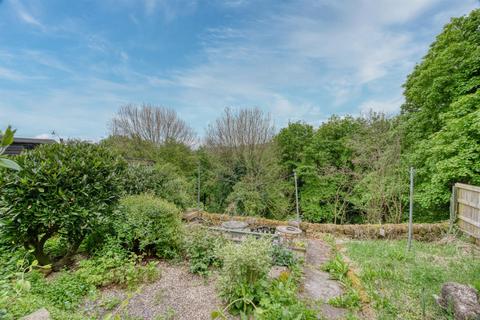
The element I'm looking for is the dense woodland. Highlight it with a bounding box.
[101,9,478,224]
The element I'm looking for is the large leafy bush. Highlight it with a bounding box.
[0,141,126,266]
[122,163,193,209]
[218,237,272,315]
[115,194,183,258]
[184,226,225,276]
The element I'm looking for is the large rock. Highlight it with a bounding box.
[21,308,50,320]
[436,282,480,320]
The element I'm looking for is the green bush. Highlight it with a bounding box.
[115,194,183,258]
[75,238,159,288]
[184,226,225,276]
[0,141,126,266]
[270,244,297,267]
[122,163,193,209]
[0,240,158,319]
[257,276,317,320]
[218,237,272,315]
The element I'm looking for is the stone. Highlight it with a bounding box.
[268,266,288,279]
[21,308,50,320]
[435,282,480,320]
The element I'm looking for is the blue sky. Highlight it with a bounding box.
[1,0,478,141]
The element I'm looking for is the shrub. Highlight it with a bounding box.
[218,237,272,315]
[0,141,126,267]
[122,163,193,209]
[115,194,183,258]
[270,244,297,267]
[184,226,225,276]
[75,238,159,288]
[257,275,317,320]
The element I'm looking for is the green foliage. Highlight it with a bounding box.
[321,253,349,282]
[270,244,297,267]
[298,115,360,223]
[101,135,197,176]
[328,287,361,310]
[122,163,193,209]
[0,126,21,171]
[346,239,480,319]
[75,238,159,288]
[0,239,158,319]
[30,271,95,311]
[0,141,126,266]
[415,92,480,213]
[184,226,225,276]
[218,237,272,315]
[274,122,314,173]
[401,9,480,217]
[115,194,183,259]
[256,275,317,320]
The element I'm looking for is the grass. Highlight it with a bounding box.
[344,237,480,320]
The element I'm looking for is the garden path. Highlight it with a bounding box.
[302,239,347,319]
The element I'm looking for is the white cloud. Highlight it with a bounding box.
[359,95,405,115]
[9,0,45,30]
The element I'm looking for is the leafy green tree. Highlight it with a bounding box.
[274,122,313,173]
[402,9,480,146]
[0,142,126,266]
[122,163,193,209]
[298,116,361,223]
[414,92,480,215]
[402,9,480,217]
[349,113,407,223]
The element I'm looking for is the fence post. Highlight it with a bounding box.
[197,162,201,210]
[449,184,457,233]
[294,170,300,222]
[407,167,415,251]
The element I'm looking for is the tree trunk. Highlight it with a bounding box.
[33,244,51,266]
[52,238,83,271]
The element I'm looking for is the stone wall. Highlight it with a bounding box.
[188,211,449,241]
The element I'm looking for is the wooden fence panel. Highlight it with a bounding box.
[454,183,480,240]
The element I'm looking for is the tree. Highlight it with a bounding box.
[0,141,126,267]
[402,9,480,217]
[274,122,313,173]
[205,107,275,167]
[298,116,361,223]
[402,9,480,146]
[110,104,196,145]
[349,112,407,223]
[414,92,480,215]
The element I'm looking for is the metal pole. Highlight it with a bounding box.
[407,167,414,251]
[294,170,300,222]
[197,162,201,210]
[449,184,457,233]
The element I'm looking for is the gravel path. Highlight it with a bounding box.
[89,261,225,320]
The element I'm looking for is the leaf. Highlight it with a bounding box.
[210,310,222,319]
[0,126,15,147]
[0,157,21,171]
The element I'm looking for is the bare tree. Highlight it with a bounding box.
[110,104,196,145]
[205,107,275,160]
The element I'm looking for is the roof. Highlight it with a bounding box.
[3,137,56,155]
[13,137,56,144]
